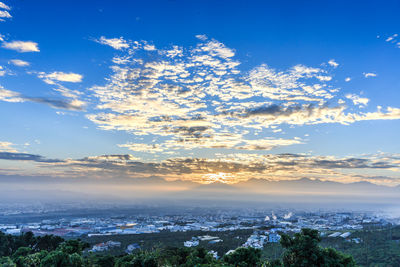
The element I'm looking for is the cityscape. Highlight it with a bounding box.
[1,205,398,255]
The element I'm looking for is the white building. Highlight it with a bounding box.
[90,243,109,252]
[184,240,199,247]
[90,240,121,252]
[340,232,351,238]
[328,232,341,238]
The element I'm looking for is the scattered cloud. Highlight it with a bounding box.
[382,34,400,48]
[345,94,369,107]
[83,36,400,157]
[0,2,11,10]
[143,44,156,51]
[8,59,30,67]
[2,41,40,52]
[119,136,303,153]
[95,36,129,50]
[37,71,83,84]
[385,34,398,42]
[328,59,339,68]
[235,138,303,150]
[195,34,208,41]
[0,10,11,20]
[363,72,377,78]
[0,2,11,21]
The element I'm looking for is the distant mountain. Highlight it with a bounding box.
[165,177,400,207]
[232,177,397,195]
[0,175,399,207]
[193,181,238,191]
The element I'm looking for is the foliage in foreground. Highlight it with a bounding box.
[0,228,357,266]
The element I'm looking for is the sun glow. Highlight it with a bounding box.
[202,172,234,184]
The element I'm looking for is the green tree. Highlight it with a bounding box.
[11,247,32,260]
[34,235,64,252]
[86,254,115,267]
[0,232,13,257]
[280,228,357,267]
[182,247,218,266]
[114,254,135,267]
[40,250,83,267]
[0,256,16,267]
[223,247,262,267]
[58,239,89,255]
[264,259,283,267]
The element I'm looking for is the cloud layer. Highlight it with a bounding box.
[0,150,398,185]
[85,36,400,157]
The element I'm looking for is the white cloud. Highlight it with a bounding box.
[0,2,10,10]
[363,72,377,78]
[0,65,6,76]
[328,59,339,68]
[386,34,398,42]
[143,44,156,51]
[9,59,30,67]
[164,45,183,58]
[0,10,11,19]
[199,39,235,58]
[2,41,40,52]
[345,77,351,82]
[37,71,83,84]
[0,141,17,152]
[383,34,400,48]
[85,36,400,157]
[345,94,369,107]
[316,75,332,81]
[118,143,164,153]
[195,34,208,41]
[95,36,129,50]
[0,87,24,102]
[0,2,11,21]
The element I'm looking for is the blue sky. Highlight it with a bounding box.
[1,0,400,185]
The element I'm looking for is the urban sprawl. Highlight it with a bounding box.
[1,207,397,258]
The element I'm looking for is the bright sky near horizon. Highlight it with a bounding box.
[1,0,400,185]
